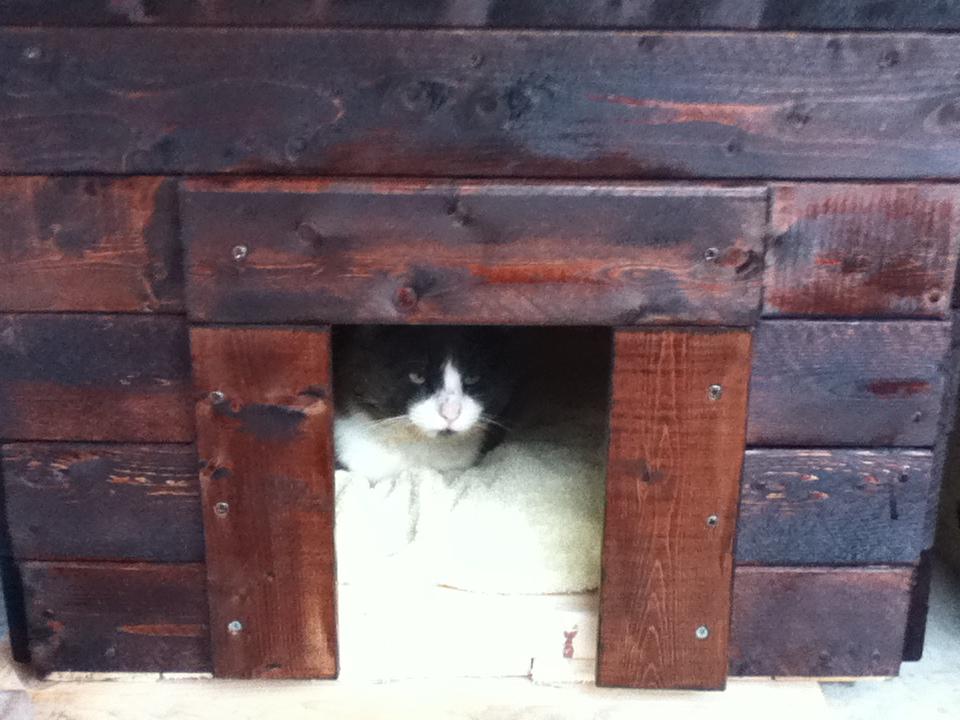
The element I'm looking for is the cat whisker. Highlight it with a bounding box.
[362,415,410,430]
[479,415,511,431]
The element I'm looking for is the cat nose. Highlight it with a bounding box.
[440,398,461,422]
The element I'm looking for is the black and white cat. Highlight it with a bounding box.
[333,326,514,480]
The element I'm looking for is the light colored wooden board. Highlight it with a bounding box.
[25,677,828,720]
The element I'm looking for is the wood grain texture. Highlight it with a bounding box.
[181,180,765,326]
[20,561,210,675]
[13,563,913,678]
[0,176,182,313]
[191,326,337,679]
[5,30,960,178]
[729,566,913,677]
[0,314,193,442]
[766,185,960,319]
[4,1,960,30]
[747,321,951,447]
[598,329,751,689]
[1,443,203,562]
[737,449,934,565]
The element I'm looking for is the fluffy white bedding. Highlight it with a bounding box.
[332,343,609,680]
[333,416,606,680]
[335,415,606,595]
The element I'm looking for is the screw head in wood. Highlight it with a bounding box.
[227,620,243,635]
[22,46,42,61]
[706,515,719,528]
[703,247,720,262]
[695,625,710,640]
[214,501,230,517]
[708,384,723,401]
[209,390,226,405]
[231,244,249,262]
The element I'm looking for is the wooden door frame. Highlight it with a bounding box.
[190,322,752,688]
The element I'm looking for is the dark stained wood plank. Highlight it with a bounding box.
[598,329,751,689]
[20,561,210,675]
[1,443,203,562]
[902,550,933,662]
[0,314,193,442]
[766,185,960,319]
[729,566,913,677]
[191,326,337,679]
[181,180,766,326]
[5,30,960,178]
[0,176,182,313]
[747,321,951,447]
[4,1,960,30]
[737,449,934,565]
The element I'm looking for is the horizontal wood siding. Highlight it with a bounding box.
[737,449,934,565]
[15,561,912,677]
[0,176,182,313]
[1,442,933,568]
[2,316,947,447]
[729,566,913,677]
[181,181,765,325]
[4,31,960,178]
[1,443,203,562]
[747,320,952,447]
[3,1,960,30]
[766,184,960,319]
[20,561,211,674]
[0,314,194,442]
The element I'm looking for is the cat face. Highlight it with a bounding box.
[334,326,513,437]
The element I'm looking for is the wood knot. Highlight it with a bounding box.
[400,80,449,113]
[394,286,419,312]
[446,199,472,227]
[296,222,323,246]
[878,49,901,69]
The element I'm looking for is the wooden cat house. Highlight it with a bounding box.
[1,2,959,691]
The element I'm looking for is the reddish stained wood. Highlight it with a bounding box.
[729,566,913,677]
[191,326,338,679]
[0,176,182,313]
[598,328,751,689]
[181,180,766,326]
[1,443,203,562]
[5,31,960,178]
[766,185,960,319]
[19,561,210,674]
[0,314,194,442]
[737,449,934,565]
[2,2,960,31]
[748,320,951,447]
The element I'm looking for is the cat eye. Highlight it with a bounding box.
[408,372,426,385]
[464,375,480,386]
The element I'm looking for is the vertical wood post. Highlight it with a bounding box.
[191,326,338,679]
[597,328,752,689]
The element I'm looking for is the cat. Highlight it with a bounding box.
[332,326,515,480]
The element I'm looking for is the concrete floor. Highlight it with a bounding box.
[821,560,960,719]
[0,562,957,719]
